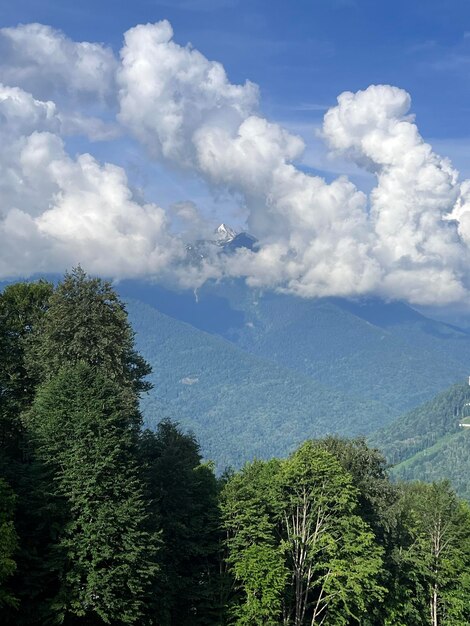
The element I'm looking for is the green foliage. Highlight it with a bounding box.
[0,280,53,458]
[139,420,221,625]
[0,478,18,610]
[128,299,391,469]
[388,482,470,626]
[28,363,158,625]
[371,381,470,499]
[221,459,286,626]
[222,444,384,626]
[30,267,151,394]
[207,283,470,414]
[2,273,470,626]
[280,442,384,625]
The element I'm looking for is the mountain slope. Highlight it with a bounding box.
[126,299,391,468]
[391,430,470,500]
[229,292,470,414]
[370,382,470,498]
[369,382,470,463]
[118,280,470,417]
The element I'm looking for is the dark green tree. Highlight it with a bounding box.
[28,363,158,625]
[0,478,18,611]
[28,267,151,394]
[0,281,56,625]
[0,280,52,460]
[139,420,221,625]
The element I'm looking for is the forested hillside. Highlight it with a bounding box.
[370,382,470,498]
[392,431,470,500]
[127,299,392,468]
[119,279,470,414]
[1,272,470,625]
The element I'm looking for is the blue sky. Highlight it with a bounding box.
[2,0,470,308]
[3,0,470,139]
[3,0,470,190]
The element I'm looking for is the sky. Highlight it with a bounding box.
[2,0,470,308]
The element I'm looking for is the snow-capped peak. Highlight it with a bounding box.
[214,223,237,243]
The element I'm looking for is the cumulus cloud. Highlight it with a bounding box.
[322,84,468,303]
[1,20,470,306]
[0,23,117,103]
[0,83,184,279]
[118,20,259,164]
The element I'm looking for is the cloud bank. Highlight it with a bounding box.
[0,20,469,306]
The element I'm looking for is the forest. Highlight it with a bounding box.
[1,269,470,626]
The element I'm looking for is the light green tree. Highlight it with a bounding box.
[394,481,470,626]
[222,443,384,626]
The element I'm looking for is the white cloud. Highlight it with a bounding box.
[1,21,470,307]
[118,20,259,164]
[0,84,184,280]
[0,23,118,104]
[322,84,468,304]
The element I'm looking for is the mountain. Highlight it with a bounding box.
[370,381,470,499]
[118,279,470,416]
[214,223,237,243]
[126,299,391,469]
[184,224,258,265]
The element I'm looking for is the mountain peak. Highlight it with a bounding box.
[215,223,237,243]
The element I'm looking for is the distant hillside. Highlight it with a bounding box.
[370,382,470,498]
[118,280,470,416]
[229,291,470,414]
[392,431,470,500]
[126,299,392,469]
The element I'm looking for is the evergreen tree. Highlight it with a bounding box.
[28,363,158,625]
[28,267,151,394]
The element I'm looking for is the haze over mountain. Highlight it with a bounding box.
[127,298,391,468]
[113,268,470,468]
[120,270,470,414]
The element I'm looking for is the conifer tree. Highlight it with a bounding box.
[28,267,151,394]
[28,363,158,625]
